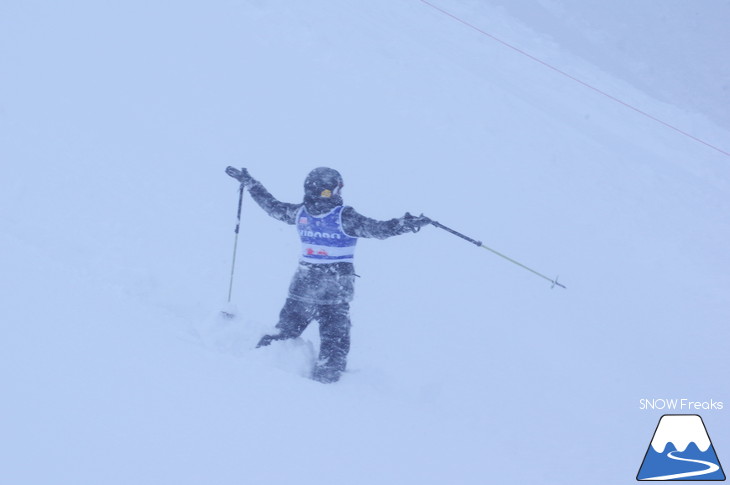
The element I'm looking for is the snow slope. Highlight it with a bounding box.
[487,0,730,130]
[1,1,728,484]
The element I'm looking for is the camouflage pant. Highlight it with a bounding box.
[286,262,356,305]
[258,298,351,380]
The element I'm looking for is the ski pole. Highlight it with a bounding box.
[430,220,566,289]
[226,183,245,304]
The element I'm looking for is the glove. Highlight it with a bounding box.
[225,166,254,187]
[400,212,432,233]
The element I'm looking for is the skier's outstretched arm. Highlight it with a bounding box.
[341,207,431,239]
[225,167,300,224]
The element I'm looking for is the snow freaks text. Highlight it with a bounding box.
[639,399,724,411]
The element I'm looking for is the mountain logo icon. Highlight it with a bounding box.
[637,414,726,481]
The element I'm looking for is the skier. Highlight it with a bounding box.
[225,166,431,383]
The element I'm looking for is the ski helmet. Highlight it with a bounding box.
[304,167,344,199]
